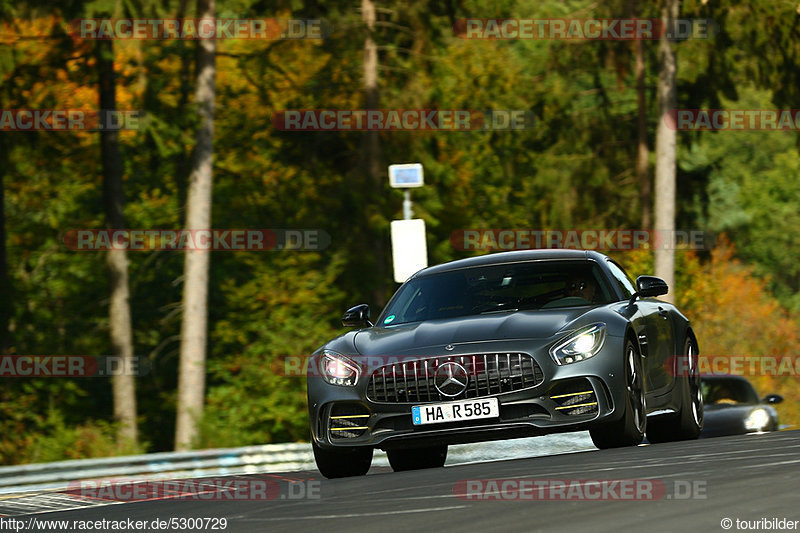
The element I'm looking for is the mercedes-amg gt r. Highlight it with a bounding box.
[307,250,703,478]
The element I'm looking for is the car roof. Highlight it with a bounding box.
[411,249,607,279]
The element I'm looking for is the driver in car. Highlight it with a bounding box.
[708,385,738,405]
[567,276,597,303]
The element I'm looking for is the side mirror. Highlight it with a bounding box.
[629,276,668,305]
[636,276,669,297]
[763,394,783,405]
[342,304,373,328]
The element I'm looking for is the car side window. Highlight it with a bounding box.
[605,260,636,299]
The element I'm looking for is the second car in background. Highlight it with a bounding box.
[701,374,782,437]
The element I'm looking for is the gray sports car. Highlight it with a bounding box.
[307,250,703,478]
[701,374,782,437]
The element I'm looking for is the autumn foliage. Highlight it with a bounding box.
[619,241,800,429]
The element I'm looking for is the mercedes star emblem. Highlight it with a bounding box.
[434,362,469,397]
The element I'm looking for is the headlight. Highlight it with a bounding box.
[319,350,361,386]
[549,323,607,365]
[744,408,770,431]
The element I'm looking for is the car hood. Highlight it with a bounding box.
[703,404,757,415]
[702,404,762,428]
[701,404,774,437]
[353,308,590,355]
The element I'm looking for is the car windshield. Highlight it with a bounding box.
[379,260,615,326]
[701,378,760,405]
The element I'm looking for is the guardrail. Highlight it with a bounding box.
[0,442,345,494]
[0,433,598,495]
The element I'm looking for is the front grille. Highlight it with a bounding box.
[367,353,544,403]
[549,379,598,416]
[329,403,370,439]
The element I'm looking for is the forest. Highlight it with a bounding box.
[1,0,799,463]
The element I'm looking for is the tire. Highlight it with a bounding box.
[312,441,373,479]
[647,337,703,443]
[590,339,646,449]
[387,445,448,472]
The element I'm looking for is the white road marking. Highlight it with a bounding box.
[233,504,468,520]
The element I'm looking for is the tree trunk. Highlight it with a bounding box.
[362,0,379,173]
[175,0,193,210]
[635,28,651,230]
[653,0,679,303]
[0,140,9,353]
[174,0,216,451]
[361,0,388,307]
[96,38,138,446]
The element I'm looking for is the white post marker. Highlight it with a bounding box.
[390,219,428,283]
[388,163,427,283]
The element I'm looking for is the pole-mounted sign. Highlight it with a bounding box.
[388,163,427,283]
[388,163,424,189]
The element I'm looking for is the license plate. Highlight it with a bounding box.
[412,398,499,426]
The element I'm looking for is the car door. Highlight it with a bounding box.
[634,299,675,393]
[604,260,674,394]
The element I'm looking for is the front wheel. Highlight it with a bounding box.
[590,339,646,449]
[387,445,447,472]
[312,441,373,478]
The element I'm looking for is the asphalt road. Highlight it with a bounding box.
[3,430,799,533]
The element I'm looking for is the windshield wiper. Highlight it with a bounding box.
[472,302,519,314]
